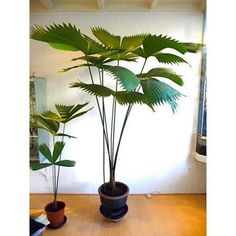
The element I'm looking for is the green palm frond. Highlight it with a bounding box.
[42,110,61,122]
[30,23,89,53]
[82,34,108,55]
[182,42,204,53]
[30,163,52,171]
[31,115,59,135]
[115,91,150,107]
[103,65,140,92]
[91,27,121,49]
[155,53,188,65]
[55,160,76,167]
[53,141,65,163]
[139,68,184,86]
[142,34,187,58]
[39,144,53,163]
[55,103,91,123]
[120,34,149,51]
[60,64,92,72]
[70,82,114,97]
[141,78,183,112]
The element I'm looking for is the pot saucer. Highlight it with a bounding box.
[47,215,67,229]
[100,204,128,221]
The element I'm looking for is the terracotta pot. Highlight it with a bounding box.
[45,201,65,227]
[98,182,129,220]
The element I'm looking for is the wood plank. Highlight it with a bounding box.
[30,194,206,236]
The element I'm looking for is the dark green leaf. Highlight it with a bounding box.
[30,163,52,171]
[52,141,65,163]
[155,53,188,65]
[143,35,187,58]
[55,160,76,167]
[39,144,53,163]
[139,68,184,86]
[30,23,89,54]
[115,91,150,107]
[70,82,114,97]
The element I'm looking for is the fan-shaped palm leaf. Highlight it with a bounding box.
[120,34,149,51]
[71,82,151,108]
[92,27,121,49]
[53,141,65,163]
[139,68,184,86]
[70,82,114,97]
[31,115,59,135]
[39,144,53,163]
[30,23,88,53]
[141,78,183,112]
[155,53,188,65]
[142,34,187,58]
[103,65,140,92]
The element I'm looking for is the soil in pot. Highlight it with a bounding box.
[100,182,129,197]
[45,201,66,228]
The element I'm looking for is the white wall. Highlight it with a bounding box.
[30,12,206,194]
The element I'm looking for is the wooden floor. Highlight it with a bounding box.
[30,194,206,236]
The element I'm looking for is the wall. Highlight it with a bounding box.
[30,12,206,194]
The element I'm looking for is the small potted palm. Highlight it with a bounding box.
[30,102,91,228]
[30,24,202,220]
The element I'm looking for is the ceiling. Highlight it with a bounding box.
[30,0,206,12]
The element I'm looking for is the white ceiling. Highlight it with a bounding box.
[30,0,206,12]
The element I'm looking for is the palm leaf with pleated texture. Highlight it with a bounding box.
[82,34,108,55]
[120,34,149,51]
[55,160,76,167]
[42,110,61,122]
[53,141,65,163]
[103,65,140,92]
[39,144,53,163]
[71,82,151,107]
[139,68,184,86]
[115,91,150,107]
[134,35,187,59]
[70,82,114,97]
[141,78,183,112]
[30,163,52,171]
[91,27,121,49]
[30,23,89,53]
[155,53,188,65]
[31,115,59,135]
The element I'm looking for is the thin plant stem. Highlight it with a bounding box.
[54,123,66,200]
[52,136,57,208]
[110,60,119,184]
[86,61,112,170]
[112,58,147,178]
[98,68,106,185]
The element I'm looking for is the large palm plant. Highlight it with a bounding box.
[30,23,202,192]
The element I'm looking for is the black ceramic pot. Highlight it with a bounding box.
[98,182,129,220]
